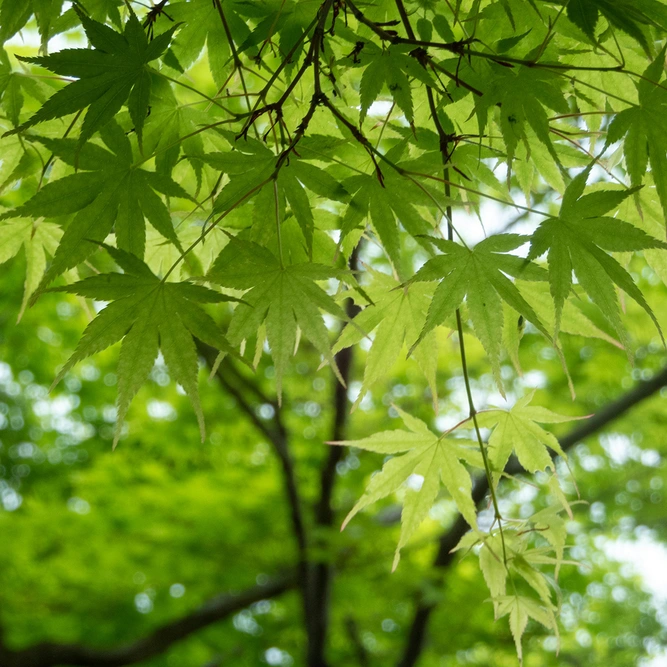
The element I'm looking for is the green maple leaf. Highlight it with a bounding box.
[475,392,583,486]
[143,75,206,185]
[0,217,61,320]
[496,594,558,665]
[409,234,550,393]
[617,185,667,288]
[53,245,238,447]
[565,0,600,41]
[476,65,568,165]
[0,121,25,187]
[234,0,320,59]
[607,47,667,227]
[396,127,509,214]
[166,0,232,86]
[205,138,349,255]
[168,0,316,85]
[6,7,178,147]
[0,2,33,43]
[340,168,432,272]
[517,281,623,348]
[458,519,568,648]
[527,166,666,347]
[477,532,557,616]
[333,407,481,570]
[358,44,438,125]
[332,269,438,410]
[208,237,347,396]
[205,142,277,216]
[564,0,667,53]
[0,0,64,44]
[0,51,47,127]
[1,121,190,288]
[530,503,570,577]
[278,158,351,254]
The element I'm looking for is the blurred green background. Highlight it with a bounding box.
[1,4,667,663]
[1,233,667,666]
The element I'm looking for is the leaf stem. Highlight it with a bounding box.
[454,306,508,566]
[161,176,273,281]
[274,178,284,268]
[155,71,235,114]
[213,0,259,139]
[426,82,509,566]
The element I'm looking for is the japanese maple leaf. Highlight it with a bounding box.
[208,237,347,396]
[409,234,550,393]
[331,407,482,570]
[1,121,190,288]
[0,50,46,127]
[332,269,438,410]
[564,0,667,53]
[0,0,67,44]
[340,167,433,272]
[54,245,238,447]
[7,7,178,147]
[455,516,567,664]
[475,392,584,486]
[357,43,438,125]
[607,46,667,227]
[497,594,558,665]
[204,136,349,255]
[476,65,568,165]
[0,217,61,320]
[166,0,231,86]
[167,0,317,86]
[473,526,563,627]
[527,166,667,347]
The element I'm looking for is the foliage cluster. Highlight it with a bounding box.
[2,0,667,665]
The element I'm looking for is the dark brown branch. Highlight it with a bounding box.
[344,616,372,667]
[213,0,258,138]
[307,247,361,667]
[256,16,320,103]
[240,0,333,142]
[459,47,624,72]
[0,615,10,666]
[397,364,667,667]
[2,576,295,667]
[347,0,623,73]
[197,344,311,627]
[345,0,483,97]
[218,356,278,412]
[394,0,416,40]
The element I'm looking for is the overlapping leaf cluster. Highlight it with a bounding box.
[2,0,667,661]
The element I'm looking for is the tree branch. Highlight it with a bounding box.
[307,247,361,667]
[197,344,312,632]
[347,0,623,72]
[397,365,667,667]
[212,0,258,138]
[344,616,372,667]
[2,576,295,667]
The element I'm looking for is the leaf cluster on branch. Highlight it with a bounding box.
[2,0,667,664]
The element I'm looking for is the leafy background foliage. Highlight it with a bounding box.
[1,0,667,666]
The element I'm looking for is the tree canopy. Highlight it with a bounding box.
[1,0,667,666]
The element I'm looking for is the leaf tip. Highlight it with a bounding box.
[391,550,400,572]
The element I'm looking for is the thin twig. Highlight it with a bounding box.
[1,576,295,667]
[198,344,311,624]
[213,0,259,138]
[307,245,361,666]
